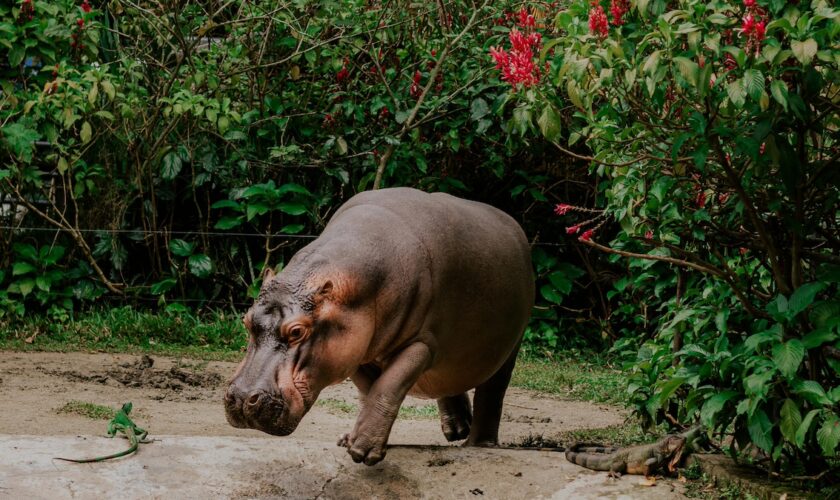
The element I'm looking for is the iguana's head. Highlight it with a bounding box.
[662,435,687,472]
[121,402,133,414]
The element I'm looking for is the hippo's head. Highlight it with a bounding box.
[224,268,369,436]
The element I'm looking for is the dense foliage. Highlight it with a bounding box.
[528,0,839,478]
[2,0,838,481]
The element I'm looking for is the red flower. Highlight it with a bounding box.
[695,190,707,209]
[81,0,92,13]
[580,229,595,241]
[516,7,535,28]
[718,192,730,204]
[77,18,84,28]
[554,203,572,216]
[645,230,653,240]
[744,0,755,6]
[489,29,543,88]
[566,225,581,235]
[589,4,609,38]
[609,0,629,26]
[410,70,422,98]
[336,66,349,83]
[739,247,749,255]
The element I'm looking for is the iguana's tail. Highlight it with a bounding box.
[55,436,140,463]
[565,442,619,471]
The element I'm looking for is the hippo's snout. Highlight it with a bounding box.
[224,383,293,435]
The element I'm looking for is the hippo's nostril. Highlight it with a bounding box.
[247,392,262,406]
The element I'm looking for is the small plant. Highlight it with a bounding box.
[57,400,116,420]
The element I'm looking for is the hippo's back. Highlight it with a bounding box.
[328,188,534,397]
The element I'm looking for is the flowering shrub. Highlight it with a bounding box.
[542,0,840,475]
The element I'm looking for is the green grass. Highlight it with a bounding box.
[0,306,246,361]
[56,400,117,420]
[316,398,439,420]
[511,352,626,405]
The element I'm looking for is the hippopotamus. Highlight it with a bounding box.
[224,187,533,465]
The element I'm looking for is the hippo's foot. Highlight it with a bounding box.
[337,430,388,466]
[437,394,472,442]
[463,437,498,447]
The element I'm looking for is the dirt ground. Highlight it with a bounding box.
[0,351,688,499]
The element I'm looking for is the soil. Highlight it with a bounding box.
[0,351,688,498]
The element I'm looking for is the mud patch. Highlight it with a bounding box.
[426,457,454,467]
[39,354,222,392]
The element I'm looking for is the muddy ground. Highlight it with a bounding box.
[0,352,688,499]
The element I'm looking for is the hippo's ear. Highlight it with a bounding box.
[259,267,276,292]
[317,280,334,298]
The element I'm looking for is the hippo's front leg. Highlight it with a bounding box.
[338,342,432,465]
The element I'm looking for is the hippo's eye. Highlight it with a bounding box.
[286,325,305,343]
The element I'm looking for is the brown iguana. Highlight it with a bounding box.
[565,433,687,478]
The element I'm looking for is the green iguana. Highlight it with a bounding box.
[565,430,696,478]
[56,402,151,463]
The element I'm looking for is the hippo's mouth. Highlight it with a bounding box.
[224,391,302,436]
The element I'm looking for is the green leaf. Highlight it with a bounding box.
[540,284,564,304]
[210,199,241,210]
[772,340,805,379]
[1,122,41,163]
[80,121,92,144]
[161,151,183,180]
[9,46,25,67]
[214,216,244,230]
[35,275,51,292]
[817,414,840,456]
[16,278,35,297]
[795,380,832,406]
[700,391,738,426]
[811,301,840,329]
[796,409,821,447]
[537,106,562,142]
[657,377,685,406]
[547,271,573,295]
[470,98,490,121]
[791,39,818,65]
[672,56,699,87]
[12,262,37,276]
[789,282,826,317]
[742,69,764,100]
[100,80,116,100]
[770,80,788,111]
[801,327,838,349]
[150,278,177,295]
[727,80,746,108]
[188,254,213,278]
[280,224,305,234]
[277,202,307,216]
[780,399,802,444]
[169,239,194,257]
[748,409,774,452]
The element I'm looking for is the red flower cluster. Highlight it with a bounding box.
[489,29,543,88]
[410,70,422,98]
[609,0,629,26]
[71,17,85,50]
[336,66,349,84]
[741,1,767,56]
[18,0,35,24]
[589,4,609,38]
[516,7,535,28]
[554,203,572,215]
[323,113,335,128]
[81,0,92,13]
[580,229,595,241]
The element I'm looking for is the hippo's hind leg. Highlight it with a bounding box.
[437,393,472,441]
[464,343,520,447]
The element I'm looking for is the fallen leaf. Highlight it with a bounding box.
[638,477,657,487]
[25,332,38,344]
[678,475,688,483]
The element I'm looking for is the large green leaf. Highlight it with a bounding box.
[278,202,308,216]
[791,38,818,65]
[470,98,489,121]
[748,409,774,451]
[12,262,37,276]
[188,254,213,278]
[742,69,764,101]
[780,398,802,444]
[796,409,821,447]
[772,340,805,379]
[726,80,746,108]
[795,380,832,406]
[700,390,738,426]
[788,282,826,317]
[161,151,183,180]
[169,239,195,257]
[537,106,562,142]
[816,414,840,456]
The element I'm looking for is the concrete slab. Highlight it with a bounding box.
[0,435,686,499]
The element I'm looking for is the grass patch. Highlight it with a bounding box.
[0,306,246,361]
[511,351,626,405]
[56,401,116,420]
[316,398,438,420]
